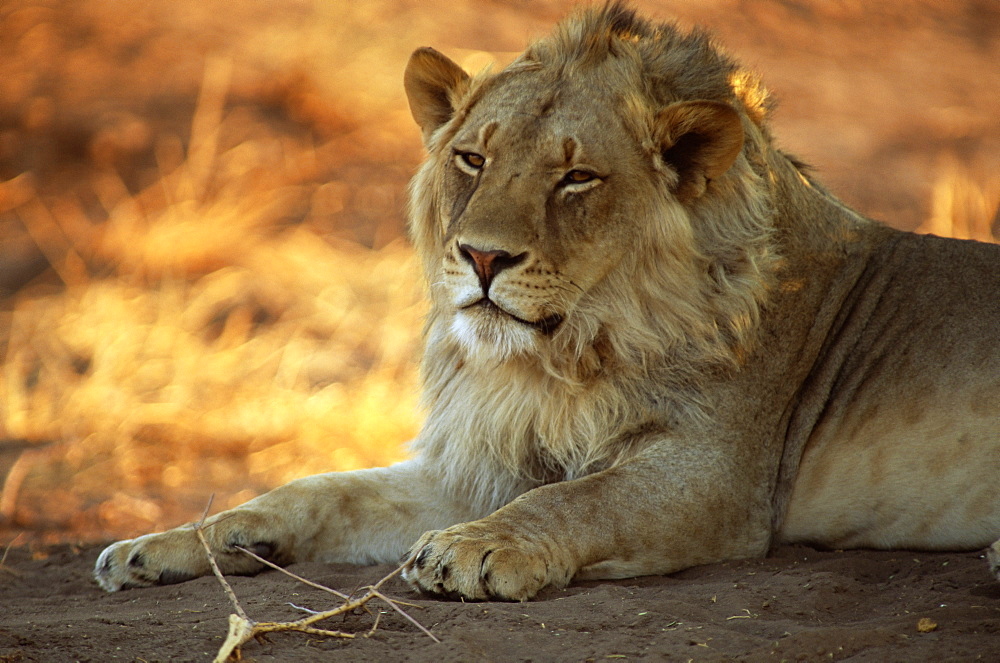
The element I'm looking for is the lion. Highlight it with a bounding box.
[94,2,1000,599]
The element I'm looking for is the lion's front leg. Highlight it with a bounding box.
[403,444,774,601]
[95,459,481,591]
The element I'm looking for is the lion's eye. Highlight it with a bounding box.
[561,169,598,186]
[456,151,486,172]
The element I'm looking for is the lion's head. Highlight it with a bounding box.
[405,3,778,386]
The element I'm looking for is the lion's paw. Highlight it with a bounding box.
[94,531,208,592]
[402,524,567,601]
[988,540,1000,582]
[94,514,281,592]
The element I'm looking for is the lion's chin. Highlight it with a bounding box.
[450,305,544,360]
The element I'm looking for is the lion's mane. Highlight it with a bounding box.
[406,4,786,511]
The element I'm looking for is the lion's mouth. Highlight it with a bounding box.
[464,299,563,335]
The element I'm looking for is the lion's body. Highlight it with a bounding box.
[94,3,1000,598]
[778,231,1000,550]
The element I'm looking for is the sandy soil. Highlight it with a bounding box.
[2,544,998,662]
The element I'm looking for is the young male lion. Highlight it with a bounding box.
[95,3,1000,599]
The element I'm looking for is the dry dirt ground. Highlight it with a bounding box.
[2,1,1000,661]
[1,544,999,662]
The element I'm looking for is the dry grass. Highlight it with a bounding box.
[918,160,1000,242]
[0,62,425,542]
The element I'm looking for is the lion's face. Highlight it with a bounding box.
[433,72,652,356]
[405,44,748,363]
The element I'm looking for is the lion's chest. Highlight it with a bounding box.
[420,358,658,490]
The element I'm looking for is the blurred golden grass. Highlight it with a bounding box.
[0,64,425,542]
[918,160,1000,242]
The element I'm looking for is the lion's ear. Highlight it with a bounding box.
[404,47,471,143]
[654,100,744,201]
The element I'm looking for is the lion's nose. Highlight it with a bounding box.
[458,243,527,293]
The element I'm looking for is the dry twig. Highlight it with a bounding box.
[193,507,438,662]
[236,545,439,642]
